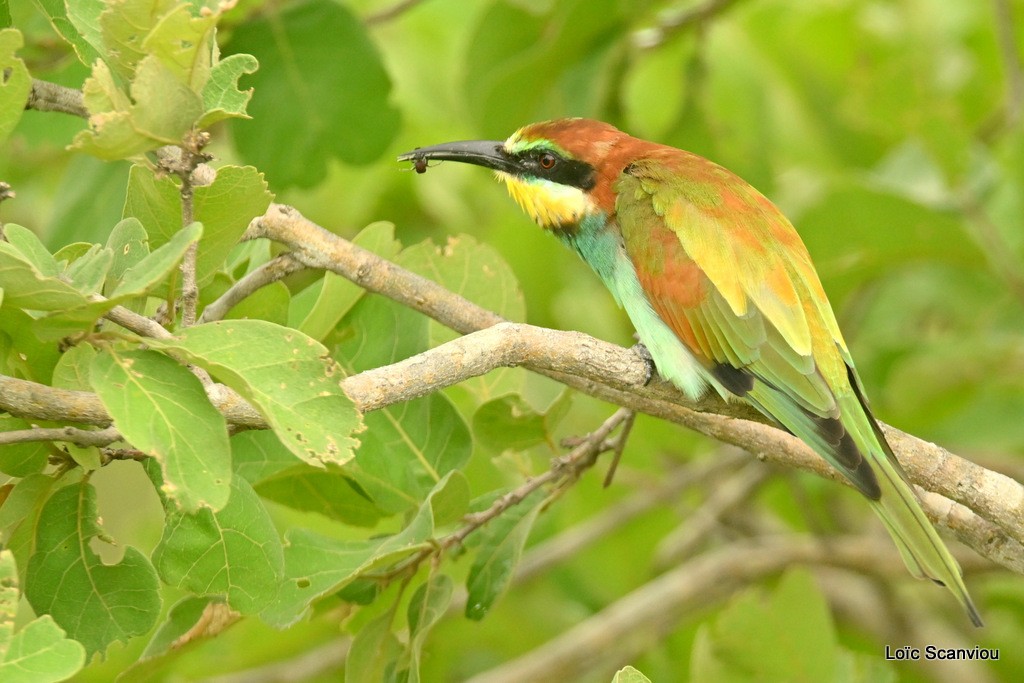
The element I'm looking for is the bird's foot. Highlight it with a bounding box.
[631,340,657,386]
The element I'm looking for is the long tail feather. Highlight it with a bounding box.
[748,382,982,626]
[869,450,983,627]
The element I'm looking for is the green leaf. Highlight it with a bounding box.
[230,429,297,485]
[335,293,470,513]
[52,243,94,266]
[473,394,556,452]
[225,0,400,188]
[223,279,290,325]
[90,348,231,512]
[0,218,193,337]
[465,490,544,620]
[348,393,471,515]
[0,235,91,311]
[71,55,204,160]
[399,234,526,347]
[64,245,114,295]
[0,550,87,683]
[0,475,56,582]
[137,596,212,660]
[123,165,181,248]
[122,596,219,681]
[36,0,103,65]
[397,235,526,401]
[123,165,271,287]
[149,320,362,467]
[611,666,653,683]
[464,0,625,135]
[261,473,460,628]
[690,568,842,683]
[105,217,150,285]
[152,473,284,615]
[0,29,30,144]
[141,1,218,90]
[52,344,97,392]
[255,465,382,527]
[345,608,401,683]
[0,417,49,477]
[191,165,273,284]
[25,482,161,656]
[110,222,202,298]
[297,221,402,341]
[3,224,58,277]
[98,0,176,79]
[0,307,61,381]
[404,574,454,683]
[199,53,258,127]
[48,157,131,248]
[125,53,205,140]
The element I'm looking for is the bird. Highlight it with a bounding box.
[398,118,982,626]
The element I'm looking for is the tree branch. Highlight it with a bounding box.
[3,203,1022,572]
[0,425,119,448]
[25,79,88,118]
[198,254,306,323]
[244,205,1024,559]
[462,536,948,683]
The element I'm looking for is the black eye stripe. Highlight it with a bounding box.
[513,149,596,191]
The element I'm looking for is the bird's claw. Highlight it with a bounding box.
[631,340,656,386]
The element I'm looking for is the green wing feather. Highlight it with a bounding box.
[614,153,981,626]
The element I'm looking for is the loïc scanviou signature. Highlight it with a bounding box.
[885,645,1000,661]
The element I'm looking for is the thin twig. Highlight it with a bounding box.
[958,191,1024,307]
[364,0,427,25]
[99,300,174,338]
[602,410,635,487]
[991,0,1024,133]
[162,132,212,328]
[446,408,634,551]
[198,254,306,323]
[653,461,769,568]
[508,452,750,585]
[0,425,120,447]
[633,0,744,49]
[367,408,633,584]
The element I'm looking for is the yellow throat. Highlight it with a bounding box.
[495,172,592,229]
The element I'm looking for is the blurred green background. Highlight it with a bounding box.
[3,0,1023,681]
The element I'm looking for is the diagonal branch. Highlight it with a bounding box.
[245,204,1024,554]
[2,204,1022,572]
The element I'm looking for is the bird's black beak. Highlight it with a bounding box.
[397,140,517,174]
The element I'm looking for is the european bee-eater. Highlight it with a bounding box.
[399,118,981,626]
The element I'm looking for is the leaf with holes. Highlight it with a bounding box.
[151,473,284,615]
[261,472,463,628]
[150,320,362,466]
[90,348,231,512]
[24,483,161,656]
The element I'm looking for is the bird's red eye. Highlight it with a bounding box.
[538,153,557,170]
